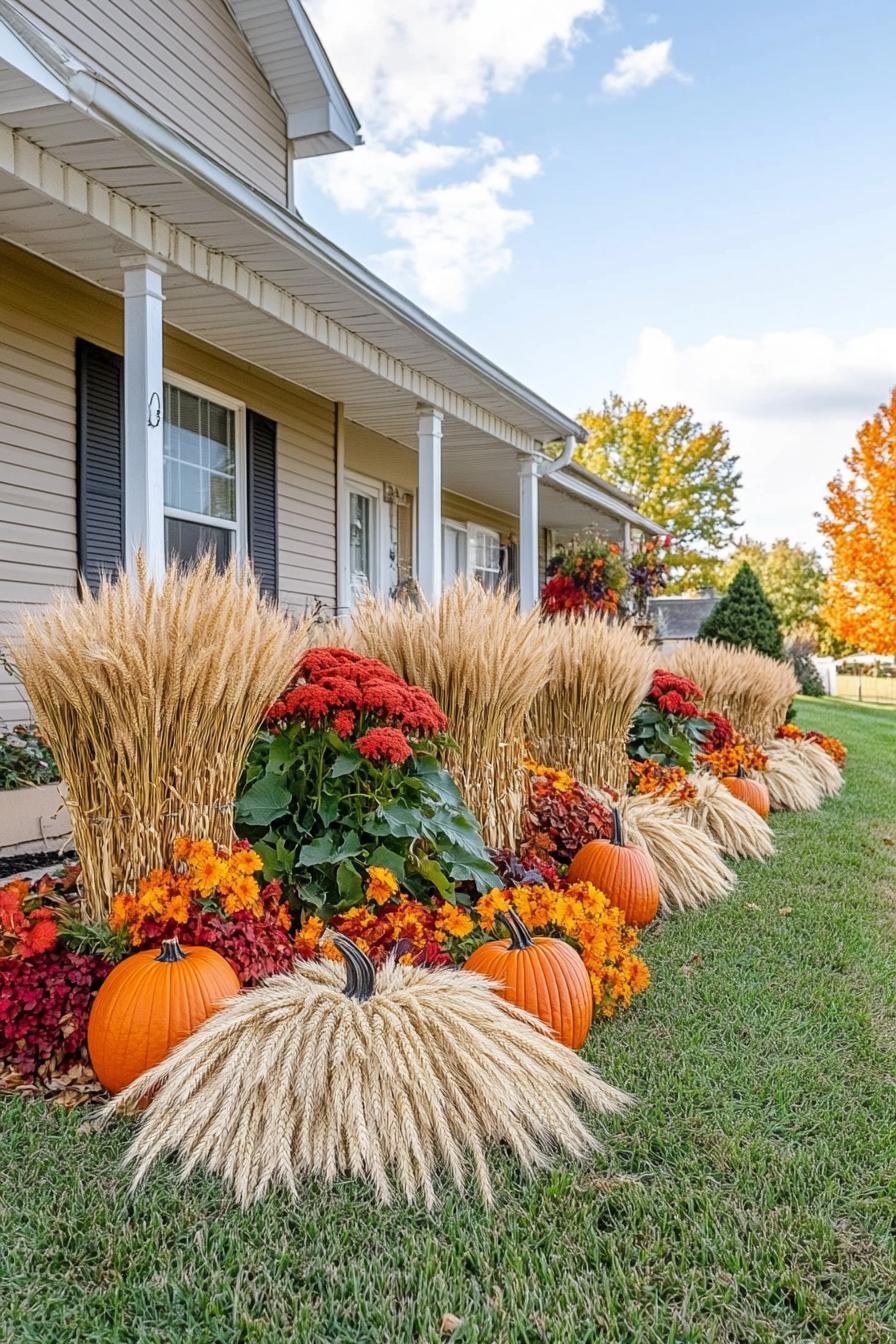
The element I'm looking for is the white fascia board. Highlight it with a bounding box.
[545,468,659,532]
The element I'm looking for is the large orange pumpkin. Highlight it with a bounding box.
[88,937,240,1095]
[721,766,770,818]
[567,805,660,927]
[463,908,593,1050]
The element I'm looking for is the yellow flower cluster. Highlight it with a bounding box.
[475,882,650,1018]
[522,759,574,793]
[111,837,264,944]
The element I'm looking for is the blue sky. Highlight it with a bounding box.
[299,1,896,550]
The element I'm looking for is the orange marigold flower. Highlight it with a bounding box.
[226,847,264,877]
[365,866,399,905]
[435,903,475,939]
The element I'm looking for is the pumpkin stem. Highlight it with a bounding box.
[330,933,376,1002]
[496,907,535,951]
[609,805,625,847]
[736,765,746,779]
[155,937,187,963]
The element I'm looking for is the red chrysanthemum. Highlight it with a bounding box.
[356,727,413,764]
[332,709,356,738]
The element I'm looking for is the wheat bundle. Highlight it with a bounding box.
[792,738,843,798]
[619,793,736,913]
[686,773,775,861]
[529,615,656,793]
[670,642,798,742]
[762,740,824,811]
[10,556,303,919]
[350,583,551,850]
[103,937,629,1208]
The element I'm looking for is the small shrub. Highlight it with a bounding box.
[0,949,110,1079]
[0,724,58,791]
[786,637,825,696]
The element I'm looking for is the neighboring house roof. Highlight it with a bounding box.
[649,594,720,641]
[224,0,362,158]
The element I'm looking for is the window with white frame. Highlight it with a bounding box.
[163,379,245,569]
[441,519,467,586]
[467,523,502,591]
[343,471,386,602]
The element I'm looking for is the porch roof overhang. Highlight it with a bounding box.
[0,2,649,538]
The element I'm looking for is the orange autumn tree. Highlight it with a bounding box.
[819,391,896,652]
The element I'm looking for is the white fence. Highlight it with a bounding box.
[836,675,896,705]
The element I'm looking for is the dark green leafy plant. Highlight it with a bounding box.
[0,723,59,791]
[698,563,784,658]
[236,647,496,918]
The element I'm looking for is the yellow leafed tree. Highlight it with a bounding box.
[818,391,896,653]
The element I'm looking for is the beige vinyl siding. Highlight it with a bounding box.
[19,0,289,204]
[0,243,336,725]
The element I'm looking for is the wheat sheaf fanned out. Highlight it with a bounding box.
[102,942,630,1209]
[792,738,843,798]
[686,773,775,861]
[762,740,824,812]
[9,555,305,920]
[528,614,656,793]
[618,792,736,913]
[669,642,799,743]
[350,583,552,851]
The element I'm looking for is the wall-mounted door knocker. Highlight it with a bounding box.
[147,392,161,428]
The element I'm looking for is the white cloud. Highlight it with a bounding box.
[301,0,605,310]
[305,0,605,141]
[601,38,688,96]
[623,326,896,547]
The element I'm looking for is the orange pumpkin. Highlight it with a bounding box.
[88,937,240,1095]
[721,765,770,818]
[463,907,593,1049]
[567,805,660,927]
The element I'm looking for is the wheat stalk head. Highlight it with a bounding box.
[102,936,630,1208]
[669,642,798,742]
[9,554,306,919]
[349,582,552,850]
[529,615,657,793]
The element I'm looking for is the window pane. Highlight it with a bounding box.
[165,516,233,570]
[442,524,466,582]
[349,491,373,595]
[164,384,236,520]
[469,526,501,590]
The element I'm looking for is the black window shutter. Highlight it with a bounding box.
[246,409,278,598]
[76,339,124,593]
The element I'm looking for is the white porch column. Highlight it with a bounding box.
[518,454,540,612]
[622,521,633,559]
[120,254,167,580]
[416,404,443,601]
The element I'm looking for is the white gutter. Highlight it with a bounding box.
[0,0,582,446]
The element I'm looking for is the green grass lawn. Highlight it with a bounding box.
[2,698,895,1343]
